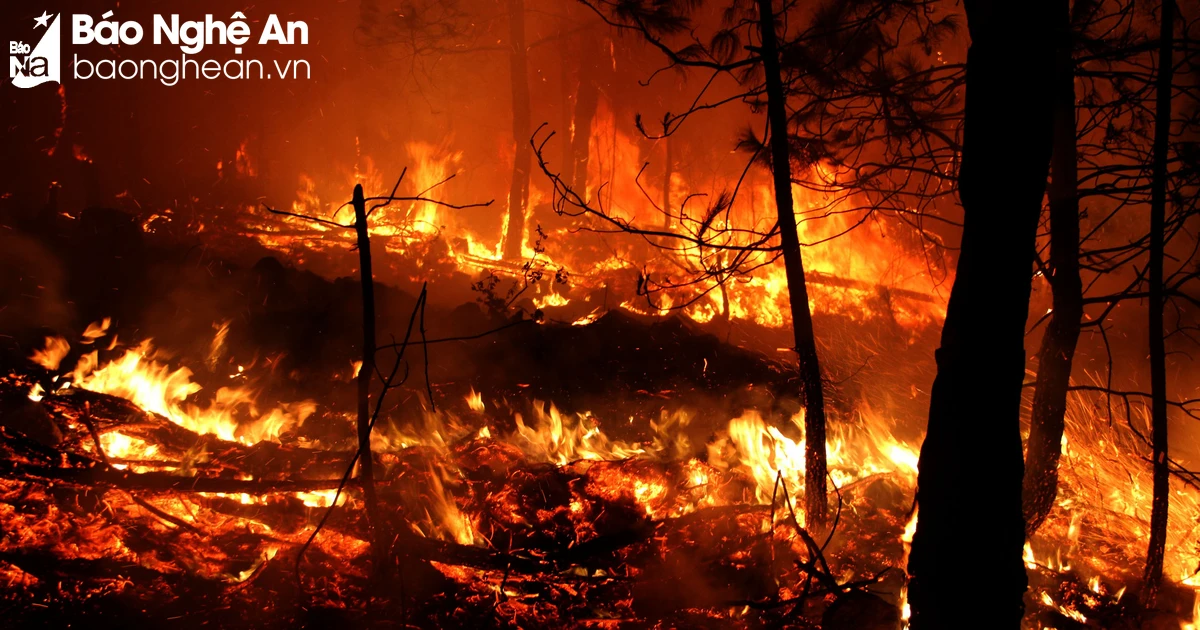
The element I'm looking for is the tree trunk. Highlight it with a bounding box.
[504,0,532,261]
[662,136,673,229]
[1143,0,1174,603]
[352,184,384,567]
[907,0,1057,626]
[1022,2,1083,535]
[755,0,828,529]
[572,33,603,196]
[559,32,577,192]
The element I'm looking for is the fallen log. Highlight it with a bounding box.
[40,390,355,479]
[0,550,184,584]
[457,253,941,305]
[0,461,350,494]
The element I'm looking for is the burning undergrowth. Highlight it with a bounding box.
[0,191,1195,628]
[0,302,1193,628]
[1,367,917,627]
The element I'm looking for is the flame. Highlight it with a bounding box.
[30,336,70,370]
[401,141,463,237]
[238,123,946,337]
[710,406,919,519]
[512,402,650,465]
[1024,541,1038,570]
[38,319,911,560]
[81,318,111,343]
[234,139,257,177]
[208,320,231,370]
[422,465,476,546]
[572,308,602,326]
[466,388,485,412]
[296,490,346,509]
[1026,377,1200,589]
[67,340,314,445]
[362,396,921,548]
[532,289,570,309]
[14,299,1198,624]
[900,506,918,569]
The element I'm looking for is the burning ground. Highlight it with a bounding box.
[0,206,1195,629]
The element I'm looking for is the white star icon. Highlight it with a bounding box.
[34,11,52,29]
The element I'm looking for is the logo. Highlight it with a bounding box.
[6,10,312,89]
[9,11,61,88]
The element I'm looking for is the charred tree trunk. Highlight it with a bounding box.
[662,136,673,229]
[1144,0,1174,602]
[907,0,1057,626]
[352,184,385,566]
[1022,4,1083,535]
[719,280,731,331]
[504,0,532,261]
[572,33,603,195]
[560,34,577,192]
[755,0,828,528]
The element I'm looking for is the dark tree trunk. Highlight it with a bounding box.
[1022,2,1083,535]
[571,33,603,195]
[755,0,828,528]
[907,0,1057,626]
[559,33,577,192]
[662,136,673,229]
[1143,0,1174,602]
[504,0,532,261]
[352,184,384,565]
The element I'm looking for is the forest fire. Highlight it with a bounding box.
[2,316,1194,627]
[2,0,1199,628]
[239,124,950,330]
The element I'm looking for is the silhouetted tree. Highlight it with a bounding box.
[753,0,829,524]
[1144,0,1176,602]
[1022,0,1200,546]
[504,0,534,260]
[907,1,1057,627]
[1022,0,1083,535]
